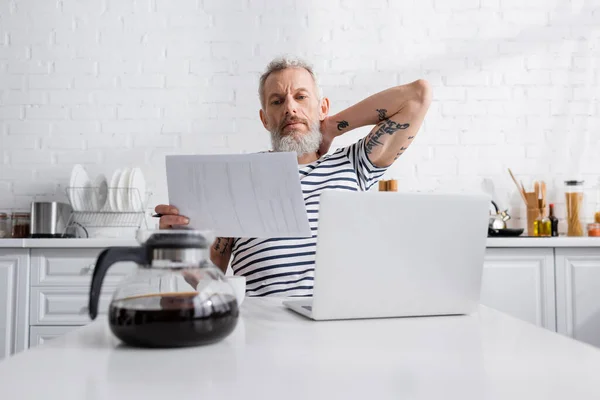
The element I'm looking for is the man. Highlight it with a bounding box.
[155,56,432,296]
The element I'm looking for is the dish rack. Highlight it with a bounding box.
[65,187,151,234]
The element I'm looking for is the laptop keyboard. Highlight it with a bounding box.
[302,305,313,311]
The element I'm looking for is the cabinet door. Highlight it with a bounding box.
[556,248,600,347]
[481,248,556,330]
[29,326,77,348]
[0,250,28,361]
[31,248,136,287]
[30,287,113,326]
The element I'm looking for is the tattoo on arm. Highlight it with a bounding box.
[365,120,411,155]
[408,136,414,139]
[336,120,349,131]
[376,109,387,121]
[394,151,403,161]
[213,237,230,256]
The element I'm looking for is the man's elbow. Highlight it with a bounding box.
[412,79,432,106]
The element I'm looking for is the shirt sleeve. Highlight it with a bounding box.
[344,138,389,191]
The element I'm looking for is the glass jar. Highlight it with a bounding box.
[588,223,600,237]
[565,180,585,237]
[11,212,31,238]
[0,213,10,238]
[595,178,600,224]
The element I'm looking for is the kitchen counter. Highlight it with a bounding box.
[1,298,600,399]
[0,237,599,248]
[0,238,139,248]
[486,236,600,247]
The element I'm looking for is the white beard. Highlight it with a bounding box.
[270,120,322,156]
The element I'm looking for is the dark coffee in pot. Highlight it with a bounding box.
[108,292,239,348]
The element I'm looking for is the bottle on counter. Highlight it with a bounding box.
[548,203,559,237]
[540,213,551,237]
[533,214,542,237]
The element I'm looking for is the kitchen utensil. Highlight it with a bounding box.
[488,200,511,230]
[30,202,75,238]
[487,227,525,237]
[88,229,239,348]
[541,181,547,207]
[507,168,527,204]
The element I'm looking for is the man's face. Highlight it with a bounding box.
[260,68,327,155]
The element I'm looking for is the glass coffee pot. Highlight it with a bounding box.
[88,230,239,348]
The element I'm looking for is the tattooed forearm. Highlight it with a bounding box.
[394,147,408,161]
[376,108,387,121]
[408,136,414,139]
[365,120,411,155]
[336,120,349,131]
[213,237,229,256]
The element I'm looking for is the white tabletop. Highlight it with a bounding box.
[1,298,600,399]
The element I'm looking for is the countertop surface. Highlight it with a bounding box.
[1,298,600,399]
[0,237,598,248]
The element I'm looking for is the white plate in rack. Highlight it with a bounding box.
[108,169,122,212]
[93,174,108,211]
[69,164,91,211]
[116,168,132,212]
[128,168,146,212]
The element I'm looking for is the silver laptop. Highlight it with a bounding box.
[283,190,490,320]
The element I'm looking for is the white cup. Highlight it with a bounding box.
[226,276,246,306]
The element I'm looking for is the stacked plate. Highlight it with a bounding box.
[68,165,146,212]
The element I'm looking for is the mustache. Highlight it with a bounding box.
[278,117,308,132]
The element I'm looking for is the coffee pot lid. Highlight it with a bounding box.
[140,229,213,250]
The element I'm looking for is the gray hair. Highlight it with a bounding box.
[258,56,322,110]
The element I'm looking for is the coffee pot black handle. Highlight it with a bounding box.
[88,247,148,320]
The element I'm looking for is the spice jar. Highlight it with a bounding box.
[588,223,600,237]
[11,212,31,238]
[595,178,600,224]
[564,180,585,237]
[0,213,10,238]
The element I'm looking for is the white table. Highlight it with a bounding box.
[1,298,600,399]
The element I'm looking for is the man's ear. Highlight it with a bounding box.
[259,109,269,130]
[319,97,330,120]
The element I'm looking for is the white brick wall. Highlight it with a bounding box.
[1,0,599,233]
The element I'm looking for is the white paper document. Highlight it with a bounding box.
[165,152,311,238]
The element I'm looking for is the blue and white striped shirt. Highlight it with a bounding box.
[230,138,388,297]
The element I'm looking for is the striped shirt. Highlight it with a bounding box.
[230,138,388,297]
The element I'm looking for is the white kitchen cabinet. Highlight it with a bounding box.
[480,248,556,330]
[0,250,29,361]
[30,248,136,287]
[29,326,76,348]
[555,248,600,347]
[30,287,114,326]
